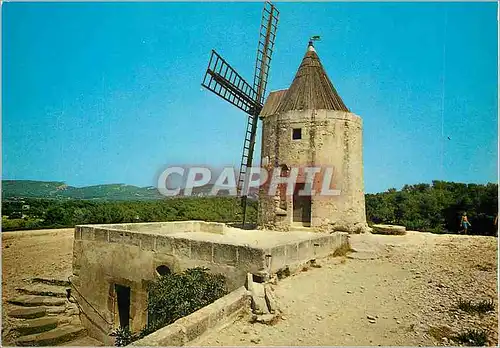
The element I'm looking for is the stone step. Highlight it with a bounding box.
[16,283,68,298]
[16,325,86,346]
[46,306,69,315]
[8,304,77,319]
[8,307,47,319]
[14,317,59,336]
[8,295,67,307]
[65,335,104,346]
[28,277,71,287]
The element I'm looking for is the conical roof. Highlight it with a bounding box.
[276,42,349,113]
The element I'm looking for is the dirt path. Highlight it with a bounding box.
[2,228,74,336]
[193,232,498,346]
[2,229,74,298]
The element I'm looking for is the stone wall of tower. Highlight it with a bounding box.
[258,109,370,233]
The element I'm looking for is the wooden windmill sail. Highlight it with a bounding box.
[201,1,279,227]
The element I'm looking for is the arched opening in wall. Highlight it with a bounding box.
[156,265,171,277]
[279,164,289,210]
[114,284,131,329]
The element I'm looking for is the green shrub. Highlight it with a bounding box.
[113,326,134,347]
[142,267,228,337]
[454,329,489,346]
[112,268,227,346]
[458,299,495,314]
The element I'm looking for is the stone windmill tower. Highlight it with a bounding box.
[258,40,370,233]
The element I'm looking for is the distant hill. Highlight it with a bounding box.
[2,180,164,201]
[1,180,258,201]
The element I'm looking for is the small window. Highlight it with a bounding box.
[292,128,302,140]
[156,265,171,277]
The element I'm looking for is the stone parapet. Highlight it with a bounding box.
[131,286,250,346]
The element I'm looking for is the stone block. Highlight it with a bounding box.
[246,273,254,292]
[237,246,265,270]
[311,235,333,257]
[73,228,82,240]
[108,230,140,246]
[249,282,269,315]
[131,323,185,346]
[213,244,237,266]
[176,311,209,342]
[189,221,202,232]
[138,234,156,251]
[200,222,225,234]
[172,238,191,258]
[264,284,279,314]
[190,240,213,262]
[155,236,174,254]
[223,287,251,318]
[372,224,406,235]
[285,243,299,263]
[80,227,94,241]
[298,239,313,261]
[93,228,109,242]
[268,245,286,272]
[72,241,83,274]
[207,301,225,329]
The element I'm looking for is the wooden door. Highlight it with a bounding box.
[293,183,311,224]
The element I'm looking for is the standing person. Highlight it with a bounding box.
[460,212,471,234]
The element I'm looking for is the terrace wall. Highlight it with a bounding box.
[71,223,265,344]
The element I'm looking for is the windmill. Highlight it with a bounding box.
[201,1,279,227]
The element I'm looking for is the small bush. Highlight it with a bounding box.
[475,263,495,272]
[113,326,134,347]
[113,268,228,346]
[458,299,495,314]
[276,267,291,279]
[454,329,489,346]
[144,267,228,335]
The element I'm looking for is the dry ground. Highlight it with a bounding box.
[192,232,498,346]
[2,228,74,340]
[2,229,498,346]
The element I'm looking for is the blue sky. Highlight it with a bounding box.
[2,2,498,193]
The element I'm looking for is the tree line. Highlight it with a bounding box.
[2,181,498,235]
[2,197,257,231]
[366,181,497,235]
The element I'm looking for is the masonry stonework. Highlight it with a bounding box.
[257,42,370,233]
[71,222,349,343]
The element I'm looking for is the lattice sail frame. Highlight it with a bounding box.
[200,1,279,226]
[238,1,279,193]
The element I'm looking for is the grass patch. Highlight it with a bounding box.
[458,299,495,314]
[276,267,290,280]
[475,263,495,272]
[454,329,489,346]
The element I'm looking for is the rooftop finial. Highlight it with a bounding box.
[308,35,321,51]
[310,35,321,42]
